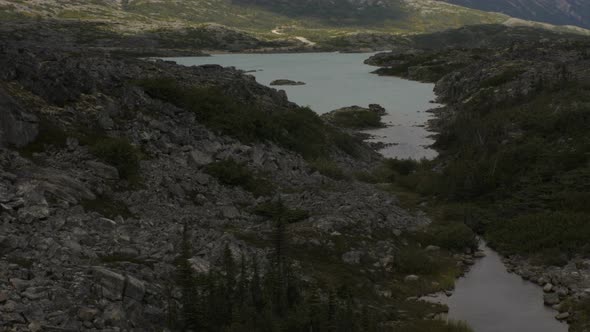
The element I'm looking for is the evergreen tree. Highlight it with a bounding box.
[177,224,202,330]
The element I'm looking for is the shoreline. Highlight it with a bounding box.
[364,51,579,327]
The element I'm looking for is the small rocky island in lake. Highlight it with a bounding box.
[321,104,387,129]
[270,79,306,86]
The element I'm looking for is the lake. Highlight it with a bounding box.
[166,52,438,160]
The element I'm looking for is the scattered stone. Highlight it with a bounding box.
[543,293,560,306]
[78,307,99,321]
[425,245,440,252]
[473,251,486,258]
[189,257,211,274]
[556,312,570,320]
[124,275,145,302]
[93,267,126,301]
[543,283,553,293]
[188,149,213,167]
[28,321,42,332]
[86,161,119,180]
[342,251,362,265]
[404,275,420,282]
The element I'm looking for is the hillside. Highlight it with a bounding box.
[0,0,509,46]
[439,0,590,29]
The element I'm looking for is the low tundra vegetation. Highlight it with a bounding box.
[137,78,362,160]
[204,159,274,197]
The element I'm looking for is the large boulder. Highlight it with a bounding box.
[92,267,126,301]
[0,86,39,148]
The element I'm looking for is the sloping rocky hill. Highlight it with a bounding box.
[0,38,443,330]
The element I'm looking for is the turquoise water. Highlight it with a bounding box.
[166,53,438,159]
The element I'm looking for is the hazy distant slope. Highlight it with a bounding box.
[0,0,507,35]
[439,0,590,29]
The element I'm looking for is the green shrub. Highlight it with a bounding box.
[137,78,360,160]
[396,247,443,275]
[309,158,348,180]
[253,201,309,224]
[91,137,141,181]
[428,222,478,251]
[205,159,274,197]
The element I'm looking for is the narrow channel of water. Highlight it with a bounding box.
[424,245,567,332]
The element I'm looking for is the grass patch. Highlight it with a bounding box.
[205,159,274,197]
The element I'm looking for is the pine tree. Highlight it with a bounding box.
[177,224,202,330]
[236,253,248,307]
[272,210,288,317]
[222,244,237,321]
[250,256,264,312]
[327,289,337,332]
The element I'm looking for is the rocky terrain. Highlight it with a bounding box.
[366,28,590,330]
[0,29,488,330]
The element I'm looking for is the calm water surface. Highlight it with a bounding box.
[168,53,567,332]
[167,53,438,159]
[425,245,567,332]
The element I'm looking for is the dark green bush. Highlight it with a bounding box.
[91,137,141,181]
[253,201,309,224]
[205,159,274,197]
[309,158,348,180]
[428,222,478,251]
[137,78,360,160]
